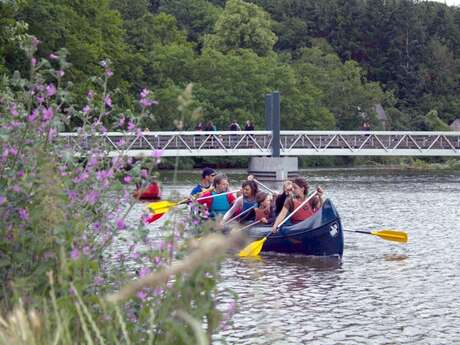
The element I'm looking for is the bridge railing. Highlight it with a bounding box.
[57,131,460,157]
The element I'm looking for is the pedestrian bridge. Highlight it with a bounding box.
[57,130,460,157]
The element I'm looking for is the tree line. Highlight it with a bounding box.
[1,0,459,133]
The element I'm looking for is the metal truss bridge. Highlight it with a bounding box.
[57,130,460,157]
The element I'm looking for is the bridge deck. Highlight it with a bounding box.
[57,131,460,157]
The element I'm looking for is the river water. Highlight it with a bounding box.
[133,169,460,345]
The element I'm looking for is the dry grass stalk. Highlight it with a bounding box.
[106,231,243,303]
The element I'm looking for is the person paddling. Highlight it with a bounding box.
[197,174,236,217]
[272,177,324,232]
[223,179,258,223]
[190,167,216,196]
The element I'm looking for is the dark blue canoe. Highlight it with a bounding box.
[243,199,344,257]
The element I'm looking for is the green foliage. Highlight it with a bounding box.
[424,109,451,131]
[293,44,385,130]
[204,0,277,56]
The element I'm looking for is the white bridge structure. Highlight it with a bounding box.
[58,130,460,157]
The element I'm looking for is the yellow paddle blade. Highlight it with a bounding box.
[239,237,267,257]
[148,200,178,213]
[371,230,408,243]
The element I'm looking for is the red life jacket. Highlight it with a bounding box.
[290,198,315,224]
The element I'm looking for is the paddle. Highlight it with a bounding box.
[224,205,256,224]
[344,229,408,243]
[147,190,238,223]
[251,178,275,194]
[239,191,319,257]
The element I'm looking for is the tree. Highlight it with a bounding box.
[204,0,277,56]
[293,43,387,130]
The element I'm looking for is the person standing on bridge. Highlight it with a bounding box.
[190,167,216,196]
[244,120,255,131]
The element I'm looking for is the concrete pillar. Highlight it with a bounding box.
[248,156,298,181]
[265,94,272,130]
[272,91,280,157]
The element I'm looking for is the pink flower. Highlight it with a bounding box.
[123,175,132,184]
[49,53,59,60]
[19,208,29,221]
[48,128,57,141]
[0,195,6,205]
[151,149,164,159]
[36,95,44,104]
[136,290,147,301]
[140,169,148,179]
[105,69,113,77]
[27,110,38,122]
[115,219,126,230]
[84,191,99,205]
[31,58,37,66]
[104,96,112,108]
[57,70,64,77]
[140,98,153,108]
[10,103,18,116]
[70,247,80,260]
[46,84,57,97]
[82,105,91,114]
[87,90,94,101]
[94,276,104,286]
[42,107,53,121]
[127,121,136,131]
[31,36,40,48]
[83,246,91,256]
[67,190,78,201]
[119,116,125,127]
[100,60,108,68]
[140,88,150,98]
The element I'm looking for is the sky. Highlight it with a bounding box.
[434,0,460,5]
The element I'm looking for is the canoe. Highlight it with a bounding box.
[241,199,344,257]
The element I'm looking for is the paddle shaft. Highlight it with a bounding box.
[224,204,256,224]
[195,190,237,202]
[253,179,275,194]
[277,191,318,229]
[239,220,261,232]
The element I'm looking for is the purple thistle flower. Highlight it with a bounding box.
[123,175,132,184]
[12,185,21,193]
[116,219,126,230]
[0,195,6,205]
[9,147,17,156]
[104,96,112,108]
[92,222,101,232]
[105,69,113,77]
[87,90,94,101]
[17,170,24,178]
[82,105,91,114]
[42,107,54,121]
[49,53,59,60]
[31,58,37,66]
[36,95,45,104]
[46,84,57,97]
[100,60,108,68]
[70,247,80,260]
[140,169,148,179]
